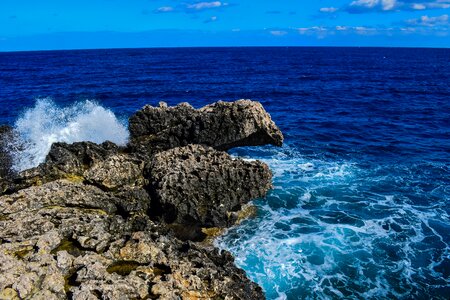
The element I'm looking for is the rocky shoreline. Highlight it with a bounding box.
[0,100,283,299]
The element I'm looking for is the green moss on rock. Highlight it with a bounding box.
[106,261,142,276]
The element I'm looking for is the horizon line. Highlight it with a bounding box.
[2,45,450,54]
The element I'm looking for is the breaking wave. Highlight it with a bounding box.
[9,98,129,172]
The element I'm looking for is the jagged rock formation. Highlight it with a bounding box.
[147,144,272,227]
[129,100,283,157]
[0,100,283,299]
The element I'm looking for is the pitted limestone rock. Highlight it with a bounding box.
[147,144,272,227]
[129,99,283,156]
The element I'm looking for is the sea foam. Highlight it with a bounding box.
[217,145,450,299]
[9,98,129,172]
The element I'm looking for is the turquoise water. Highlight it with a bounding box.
[217,145,449,299]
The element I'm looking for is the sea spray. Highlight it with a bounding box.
[9,98,129,172]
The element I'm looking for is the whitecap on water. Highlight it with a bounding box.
[8,98,129,172]
[298,162,315,171]
[217,145,450,299]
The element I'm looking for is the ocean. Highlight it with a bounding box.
[0,47,449,299]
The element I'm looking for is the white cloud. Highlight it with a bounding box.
[400,27,417,32]
[270,30,288,36]
[421,1,450,9]
[350,0,383,9]
[383,0,398,10]
[293,21,448,39]
[153,1,231,14]
[187,1,226,10]
[347,0,450,13]
[412,3,427,9]
[349,0,398,11]
[297,27,329,38]
[155,6,174,13]
[258,23,447,41]
[406,14,449,26]
[320,7,339,13]
[354,26,378,35]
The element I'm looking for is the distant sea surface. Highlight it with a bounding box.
[1,47,449,299]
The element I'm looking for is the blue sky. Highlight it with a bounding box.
[0,0,449,50]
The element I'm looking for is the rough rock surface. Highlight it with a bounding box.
[0,125,13,179]
[0,100,283,299]
[129,100,283,156]
[147,144,272,227]
[1,141,122,195]
[0,188,262,300]
[46,141,121,174]
[0,180,263,299]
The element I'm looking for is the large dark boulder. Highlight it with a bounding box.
[45,141,121,174]
[0,125,13,179]
[146,144,272,227]
[128,100,283,156]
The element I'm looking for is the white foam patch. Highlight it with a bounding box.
[217,145,450,299]
[9,98,129,172]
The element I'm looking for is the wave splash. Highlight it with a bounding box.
[9,98,129,172]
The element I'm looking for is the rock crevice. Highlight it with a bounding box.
[0,100,283,299]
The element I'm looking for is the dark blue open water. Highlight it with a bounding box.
[1,47,449,299]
